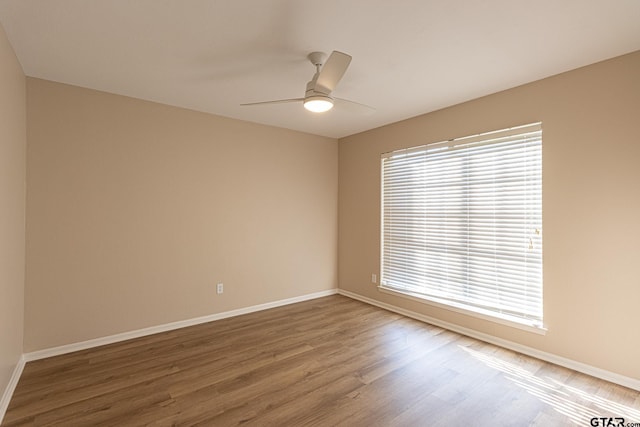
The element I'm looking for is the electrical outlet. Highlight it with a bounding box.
[371,274,377,284]
[216,283,224,294]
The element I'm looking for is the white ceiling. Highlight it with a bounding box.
[1,1,639,138]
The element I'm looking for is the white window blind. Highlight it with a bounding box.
[381,123,542,327]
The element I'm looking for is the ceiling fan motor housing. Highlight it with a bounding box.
[305,79,332,99]
[304,79,334,112]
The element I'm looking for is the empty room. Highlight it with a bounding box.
[1,1,639,425]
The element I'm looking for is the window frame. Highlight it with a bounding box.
[379,123,545,334]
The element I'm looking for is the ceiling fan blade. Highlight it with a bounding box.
[315,51,352,93]
[335,97,376,114]
[240,98,303,106]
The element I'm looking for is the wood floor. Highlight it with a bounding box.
[3,295,640,426]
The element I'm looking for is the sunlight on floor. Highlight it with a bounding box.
[460,345,640,426]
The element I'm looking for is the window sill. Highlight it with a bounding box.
[378,286,547,335]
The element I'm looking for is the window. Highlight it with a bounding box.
[380,123,542,329]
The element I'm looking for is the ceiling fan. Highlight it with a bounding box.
[241,51,374,113]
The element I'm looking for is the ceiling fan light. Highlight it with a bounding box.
[304,96,334,113]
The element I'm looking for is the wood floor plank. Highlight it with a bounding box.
[3,295,639,426]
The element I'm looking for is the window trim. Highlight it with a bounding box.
[379,123,544,332]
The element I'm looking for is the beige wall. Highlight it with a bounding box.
[25,79,338,351]
[0,24,26,395]
[339,51,640,380]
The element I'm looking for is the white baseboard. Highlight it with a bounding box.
[337,288,640,392]
[0,354,26,425]
[24,288,338,362]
